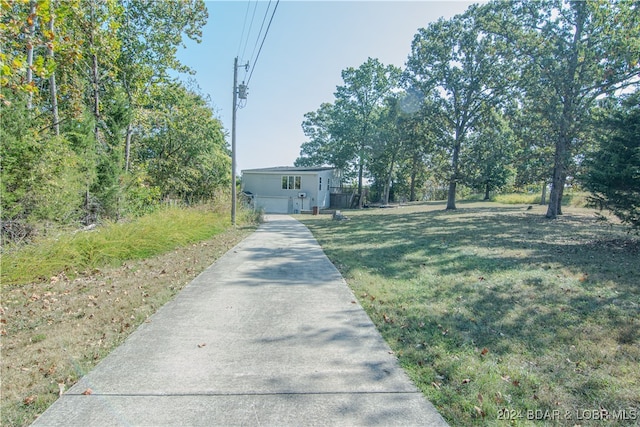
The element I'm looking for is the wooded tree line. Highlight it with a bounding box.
[295,0,640,226]
[1,0,230,241]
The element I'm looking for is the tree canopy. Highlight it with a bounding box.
[582,92,640,230]
[1,0,230,241]
[296,0,639,221]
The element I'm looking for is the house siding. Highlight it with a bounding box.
[242,167,335,214]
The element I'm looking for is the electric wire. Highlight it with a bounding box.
[236,1,252,58]
[246,0,279,86]
[246,0,272,72]
[239,0,259,63]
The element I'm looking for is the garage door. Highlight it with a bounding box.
[255,196,291,214]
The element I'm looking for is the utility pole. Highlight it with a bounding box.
[231,57,248,225]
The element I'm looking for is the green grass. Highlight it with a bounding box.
[1,205,232,286]
[299,202,640,426]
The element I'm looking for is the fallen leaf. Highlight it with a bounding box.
[58,382,65,396]
[501,375,511,382]
[474,405,485,418]
[197,343,206,348]
[512,380,520,387]
[82,388,93,395]
[462,378,471,384]
[432,382,441,390]
[480,347,489,356]
[45,365,56,376]
[23,395,37,405]
[478,393,483,404]
[383,314,392,323]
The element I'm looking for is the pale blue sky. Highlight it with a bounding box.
[177,1,478,172]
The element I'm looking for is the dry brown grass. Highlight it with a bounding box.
[1,226,254,426]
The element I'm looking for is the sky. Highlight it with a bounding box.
[177,1,479,173]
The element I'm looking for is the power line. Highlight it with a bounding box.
[247,0,272,70]
[236,1,252,58]
[246,0,279,86]
[239,0,259,62]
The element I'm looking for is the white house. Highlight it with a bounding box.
[241,167,337,214]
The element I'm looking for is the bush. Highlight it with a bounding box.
[582,93,640,230]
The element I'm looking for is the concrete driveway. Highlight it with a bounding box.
[31,215,447,426]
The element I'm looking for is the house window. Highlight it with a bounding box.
[282,175,301,190]
[319,177,322,191]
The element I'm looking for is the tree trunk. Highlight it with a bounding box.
[546,2,585,219]
[446,181,457,209]
[92,53,99,133]
[409,169,417,202]
[546,146,564,218]
[383,151,397,205]
[547,188,559,218]
[26,1,37,110]
[357,153,364,208]
[89,1,100,141]
[357,126,367,208]
[557,172,566,215]
[484,183,490,200]
[125,123,133,172]
[48,5,60,135]
[540,181,547,205]
[446,140,461,210]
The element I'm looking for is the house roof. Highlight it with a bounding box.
[242,166,335,174]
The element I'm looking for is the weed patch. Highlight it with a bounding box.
[1,206,230,285]
[0,207,256,426]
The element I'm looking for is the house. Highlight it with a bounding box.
[241,167,337,214]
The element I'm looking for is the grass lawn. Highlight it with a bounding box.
[299,201,640,426]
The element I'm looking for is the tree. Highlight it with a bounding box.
[406,7,509,209]
[509,99,555,203]
[462,109,515,199]
[116,0,207,171]
[135,83,229,202]
[296,102,355,175]
[369,92,435,204]
[582,91,640,230]
[369,96,405,204]
[333,58,401,207]
[1,0,217,235]
[477,0,640,218]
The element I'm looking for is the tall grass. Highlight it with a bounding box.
[1,206,233,286]
[492,191,589,207]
